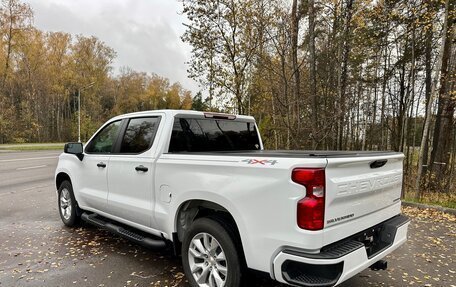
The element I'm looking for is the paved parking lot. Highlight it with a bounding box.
[0,151,455,286]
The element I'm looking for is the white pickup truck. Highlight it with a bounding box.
[55,109,410,287]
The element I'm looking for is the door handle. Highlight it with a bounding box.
[135,165,148,172]
[370,159,387,169]
[97,162,107,168]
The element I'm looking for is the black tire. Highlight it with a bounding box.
[58,180,80,227]
[182,217,242,287]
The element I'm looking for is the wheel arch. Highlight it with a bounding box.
[56,172,72,190]
[173,199,246,263]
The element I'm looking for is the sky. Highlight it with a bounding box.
[26,0,198,93]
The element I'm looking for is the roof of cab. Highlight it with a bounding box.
[110,109,255,121]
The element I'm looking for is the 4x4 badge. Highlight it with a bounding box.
[241,159,278,165]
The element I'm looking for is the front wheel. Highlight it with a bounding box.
[58,180,80,227]
[182,217,242,287]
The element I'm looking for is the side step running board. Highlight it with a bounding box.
[81,212,167,249]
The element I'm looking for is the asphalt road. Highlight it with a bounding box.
[0,151,455,287]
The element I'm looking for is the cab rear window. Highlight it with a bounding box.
[169,117,260,152]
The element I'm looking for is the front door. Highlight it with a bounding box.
[77,120,122,212]
[107,117,161,227]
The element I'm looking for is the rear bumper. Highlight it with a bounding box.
[272,215,410,287]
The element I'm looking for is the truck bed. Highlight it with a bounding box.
[167,150,401,158]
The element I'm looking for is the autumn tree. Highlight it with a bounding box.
[0,0,193,143]
[183,0,456,199]
[182,0,270,114]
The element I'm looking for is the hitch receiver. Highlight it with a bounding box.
[370,260,388,271]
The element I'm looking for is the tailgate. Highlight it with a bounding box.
[325,153,404,229]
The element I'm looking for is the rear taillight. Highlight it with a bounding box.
[292,168,325,231]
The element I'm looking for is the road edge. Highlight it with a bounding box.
[402,201,456,215]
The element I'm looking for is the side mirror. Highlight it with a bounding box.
[64,142,84,161]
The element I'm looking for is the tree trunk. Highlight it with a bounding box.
[370,52,379,150]
[422,8,434,174]
[430,4,455,183]
[415,0,451,199]
[337,0,354,150]
[291,0,301,139]
[1,1,15,90]
[308,0,318,148]
[406,20,417,177]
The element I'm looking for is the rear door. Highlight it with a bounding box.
[324,153,404,229]
[107,117,161,227]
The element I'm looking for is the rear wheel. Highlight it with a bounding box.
[182,217,242,287]
[58,180,80,227]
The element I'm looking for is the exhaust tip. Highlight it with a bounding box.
[370,260,388,271]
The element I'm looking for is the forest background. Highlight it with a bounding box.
[0,0,454,205]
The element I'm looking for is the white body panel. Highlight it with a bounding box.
[107,155,155,227]
[55,109,408,286]
[325,155,404,229]
[155,153,327,272]
[154,153,404,273]
[74,154,109,211]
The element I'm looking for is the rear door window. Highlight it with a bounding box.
[120,117,160,154]
[169,117,260,152]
